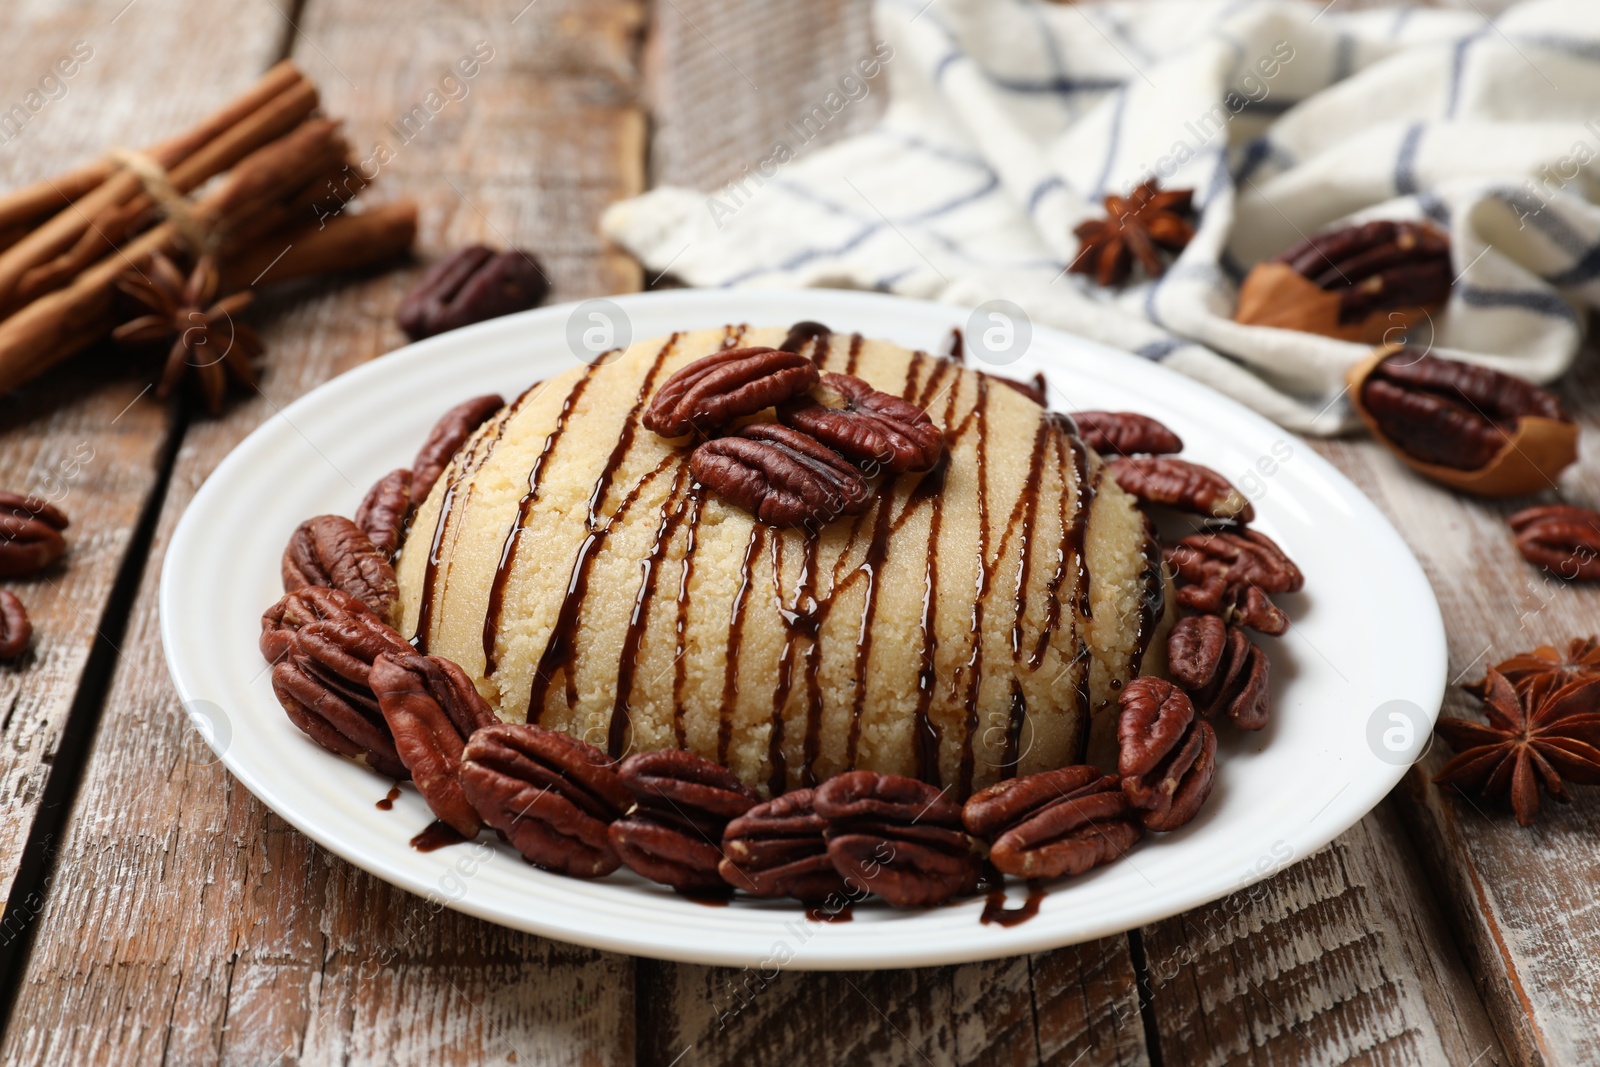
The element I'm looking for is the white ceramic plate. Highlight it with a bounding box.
[160,288,1445,969]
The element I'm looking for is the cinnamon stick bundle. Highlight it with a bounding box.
[0,61,417,398]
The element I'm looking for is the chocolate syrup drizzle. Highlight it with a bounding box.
[413,387,532,650]
[449,321,1121,795]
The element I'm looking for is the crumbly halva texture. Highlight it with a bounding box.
[396,325,1169,797]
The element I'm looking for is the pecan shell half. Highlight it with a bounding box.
[1166,527,1301,636]
[814,770,980,908]
[610,750,759,891]
[690,423,872,529]
[460,724,634,878]
[398,245,550,341]
[0,590,31,660]
[1348,348,1577,496]
[355,468,412,558]
[963,765,1143,879]
[411,393,505,503]
[644,347,820,438]
[1069,411,1183,457]
[1166,615,1271,730]
[281,515,399,619]
[778,372,945,474]
[1118,678,1217,832]
[1108,456,1253,522]
[718,788,847,902]
[1509,505,1600,581]
[370,652,498,837]
[0,491,69,578]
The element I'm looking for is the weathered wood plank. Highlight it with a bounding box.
[1,0,646,1062]
[0,0,278,955]
[1139,804,1505,1065]
[1320,350,1600,1067]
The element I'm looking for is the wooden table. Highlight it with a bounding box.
[0,1,1594,1063]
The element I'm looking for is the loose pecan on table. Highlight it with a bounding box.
[1348,348,1576,496]
[609,750,759,891]
[778,372,945,474]
[1166,615,1271,730]
[1165,527,1302,636]
[1108,456,1254,522]
[718,788,847,902]
[370,652,499,837]
[281,515,399,619]
[963,765,1143,879]
[459,723,635,877]
[1118,677,1217,832]
[814,770,980,908]
[644,347,820,438]
[0,491,69,578]
[355,468,412,558]
[690,423,872,529]
[411,393,505,503]
[1069,411,1183,457]
[397,245,550,341]
[0,590,31,660]
[1508,505,1600,581]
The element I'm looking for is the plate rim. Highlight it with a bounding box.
[158,287,1447,969]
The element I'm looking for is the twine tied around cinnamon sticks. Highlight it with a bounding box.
[0,60,417,398]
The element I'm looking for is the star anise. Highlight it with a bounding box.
[113,251,262,415]
[1433,669,1600,826]
[1069,179,1196,287]
[1467,637,1600,700]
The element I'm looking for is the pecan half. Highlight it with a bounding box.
[370,652,498,837]
[1118,678,1217,831]
[0,590,31,660]
[281,515,399,619]
[644,347,820,438]
[964,765,1143,879]
[1358,349,1568,473]
[718,788,847,902]
[1167,615,1271,730]
[272,644,407,780]
[690,423,872,529]
[814,770,980,908]
[1069,411,1183,457]
[1509,505,1600,581]
[460,724,633,877]
[398,245,550,341]
[778,372,945,474]
[411,394,505,503]
[1275,221,1451,324]
[355,468,412,558]
[260,585,390,665]
[1166,527,1301,636]
[1108,456,1253,522]
[609,750,759,891]
[0,491,69,578]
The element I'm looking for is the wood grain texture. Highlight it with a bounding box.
[0,0,281,930]
[1315,350,1600,1067]
[1,0,646,1062]
[644,0,881,194]
[637,939,1146,1067]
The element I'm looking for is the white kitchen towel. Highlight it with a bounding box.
[602,0,1600,434]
